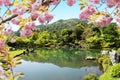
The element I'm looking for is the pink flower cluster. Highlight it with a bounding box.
[117,17,120,23]
[0,0,11,6]
[38,12,54,24]
[67,0,76,6]
[4,27,12,35]
[31,4,41,12]
[11,17,21,25]
[93,16,113,26]
[0,40,5,50]
[20,12,54,37]
[79,4,96,20]
[90,0,100,4]
[11,38,16,43]
[51,0,59,5]
[106,0,120,8]
[24,22,35,30]
[31,12,39,20]
[20,29,32,37]
[0,66,4,76]
[20,22,35,37]
[12,5,27,15]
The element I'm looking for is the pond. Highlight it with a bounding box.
[14,48,102,80]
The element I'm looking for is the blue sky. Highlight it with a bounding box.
[50,1,80,23]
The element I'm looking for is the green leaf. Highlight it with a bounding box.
[14,57,22,61]
[15,62,22,65]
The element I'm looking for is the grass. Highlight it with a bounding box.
[9,50,24,57]
[99,66,120,80]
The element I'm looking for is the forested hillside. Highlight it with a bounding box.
[8,19,120,49]
[37,18,85,32]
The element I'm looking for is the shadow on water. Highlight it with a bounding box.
[14,48,102,80]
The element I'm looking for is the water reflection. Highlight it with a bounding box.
[14,48,102,80]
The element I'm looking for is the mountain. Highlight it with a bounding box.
[37,18,82,32]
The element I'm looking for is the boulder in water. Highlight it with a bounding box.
[85,56,96,60]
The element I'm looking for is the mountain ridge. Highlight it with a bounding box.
[37,18,82,32]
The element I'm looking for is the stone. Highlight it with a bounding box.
[85,56,96,60]
[101,50,109,55]
[108,50,120,65]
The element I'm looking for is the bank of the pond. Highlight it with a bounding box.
[99,66,120,80]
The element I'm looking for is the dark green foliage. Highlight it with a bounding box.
[83,74,98,80]
[110,63,120,77]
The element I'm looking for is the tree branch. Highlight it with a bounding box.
[51,0,61,12]
[0,0,55,25]
[0,14,18,25]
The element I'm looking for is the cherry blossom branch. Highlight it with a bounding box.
[42,0,54,6]
[0,0,54,25]
[110,6,117,15]
[51,0,61,12]
[0,14,18,25]
[2,0,15,17]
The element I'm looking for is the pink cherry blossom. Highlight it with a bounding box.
[44,12,54,22]
[106,0,119,8]
[93,21,100,26]
[79,4,96,20]
[90,0,100,4]
[20,29,33,37]
[107,3,115,8]
[11,18,20,25]
[101,16,113,26]
[11,39,16,43]
[12,8,18,14]
[3,0,11,6]
[32,4,41,11]
[67,0,76,6]
[79,12,88,20]
[24,22,35,30]
[0,41,5,50]
[12,5,27,15]
[0,0,3,5]
[51,0,59,5]
[31,12,39,20]
[0,66,4,76]
[117,17,120,23]
[93,16,113,26]
[5,27,12,35]
[117,3,120,8]
[38,14,46,24]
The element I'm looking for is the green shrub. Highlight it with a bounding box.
[97,54,111,72]
[97,54,111,65]
[117,48,120,54]
[110,63,120,77]
[83,74,98,80]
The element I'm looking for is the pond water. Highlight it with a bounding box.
[14,48,102,80]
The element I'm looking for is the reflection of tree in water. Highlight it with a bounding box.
[22,48,101,68]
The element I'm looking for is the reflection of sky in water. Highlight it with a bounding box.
[14,60,102,80]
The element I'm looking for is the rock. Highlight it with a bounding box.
[85,56,96,60]
[101,50,109,55]
[108,50,120,65]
